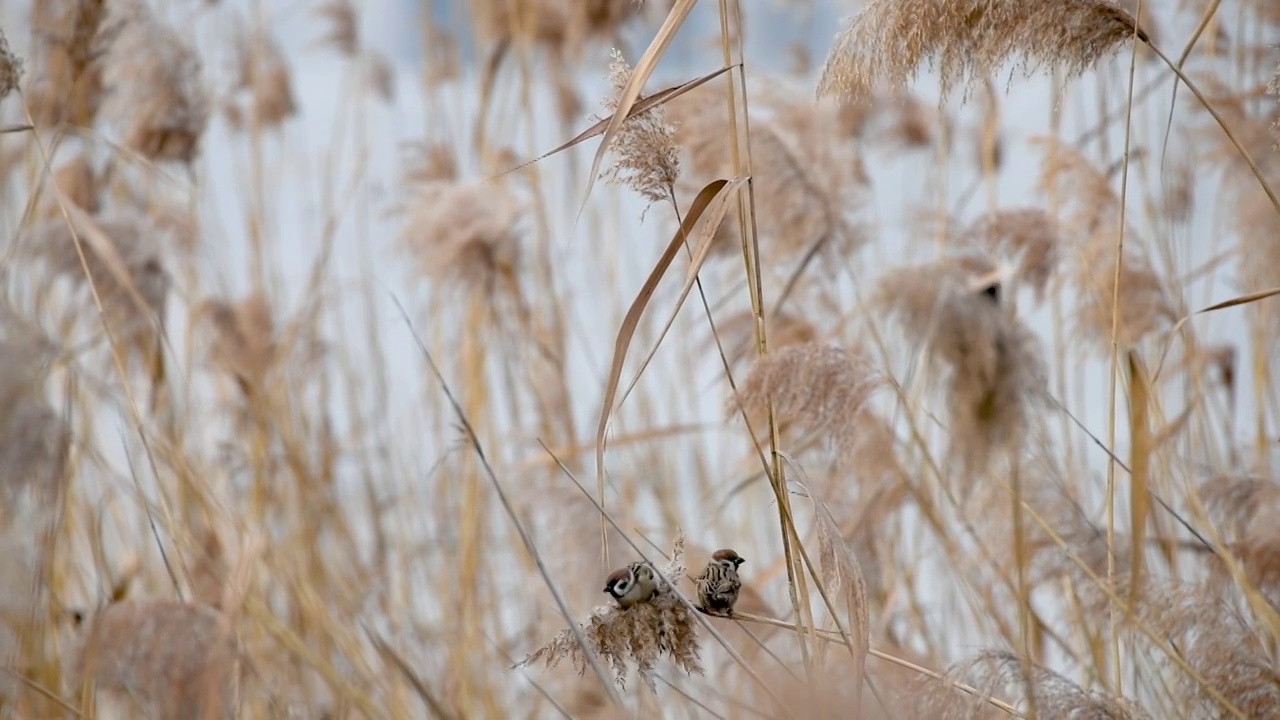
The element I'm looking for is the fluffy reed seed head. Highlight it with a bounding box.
[225,29,296,131]
[50,153,101,214]
[25,211,171,351]
[0,309,67,514]
[317,0,359,56]
[26,0,109,127]
[1033,137,1175,349]
[921,649,1153,719]
[1131,581,1280,717]
[595,48,681,205]
[876,253,1047,475]
[70,600,239,720]
[731,342,884,462]
[0,29,22,101]
[513,534,701,693]
[195,293,278,392]
[1197,472,1280,611]
[817,0,1147,102]
[101,0,209,163]
[396,175,523,296]
[715,308,818,371]
[476,0,643,61]
[956,208,1061,301]
[670,83,868,261]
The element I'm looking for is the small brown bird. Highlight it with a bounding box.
[696,548,745,616]
[603,561,659,609]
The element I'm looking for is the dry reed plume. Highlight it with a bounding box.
[0,305,66,514]
[731,342,884,466]
[26,0,108,127]
[670,83,868,261]
[100,0,209,163]
[395,169,524,296]
[24,210,170,357]
[0,29,21,101]
[4,0,1280,718]
[70,600,240,720]
[196,293,279,394]
[876,253,1046,475]
[922,649,1152,719]
[596,48,681,205]
[49,153,101,215]
[223,28,296,131]
[1128,581,1280,718]
[956,208,1062,301]
[1033,137,1176,349]
[474,0,645,62]
[513,534,702,693]
[816,0,1147,102]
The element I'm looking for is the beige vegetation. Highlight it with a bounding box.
[1,0,1280,718]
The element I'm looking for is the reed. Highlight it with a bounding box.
[2,0,1280,717]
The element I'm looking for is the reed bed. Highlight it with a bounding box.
[0,0,1279,718]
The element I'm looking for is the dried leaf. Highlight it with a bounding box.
[617,175,750,409]
[594,179,731,562]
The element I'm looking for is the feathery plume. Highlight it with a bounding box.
[1134,582,1280,718]
[0,308,67,514]
[316,0,359,56]
[475,0,643,61]
[70,600,239,720]
[395,176,523,295]
[25,211,170,352]
[817,0,1147,102]
[876,253,1047,474]
[731,342,884,460]
[715,308,818,371]
[0,29,21,101]
[512,533,701,693]
[49,153,101,214]
[195,293,278,393]
[1195,472,1280,611]
[920,649,1153,719]
[670,83,868,261]
[1033,137,1175,349]
[27,0,109,127]
[956,208,1061,301]
[1198,472,1280,540]
[101,0,209,163]
[225,29,296,131]
[594,48,681,205]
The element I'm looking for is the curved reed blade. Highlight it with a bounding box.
[1197,286,1280,314]
[617,176,750,410]
[594,179,733,565]
[575,0,696,230]
[490,65,733,182]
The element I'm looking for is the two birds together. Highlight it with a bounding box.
[603,548,745,616]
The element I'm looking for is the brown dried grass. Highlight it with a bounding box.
[876,253,1047,474]
[100,0,209,163]
[817,0,1146,102]
[71,600,239,720]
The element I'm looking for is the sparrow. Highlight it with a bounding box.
[603,561,659,609]
[696,548,745,616]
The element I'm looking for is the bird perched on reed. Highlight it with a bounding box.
[603,561,659,609]
[695,549,745,616]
